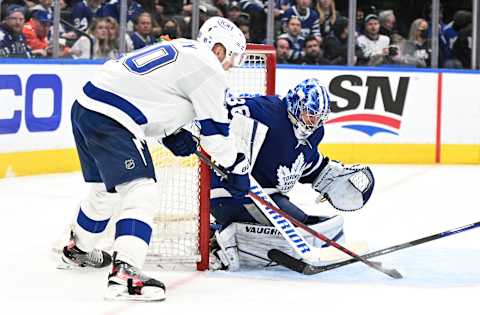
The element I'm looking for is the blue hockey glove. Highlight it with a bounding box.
[162,129,198,157]
[224,153,251,199]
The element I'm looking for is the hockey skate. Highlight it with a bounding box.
[58,231,112,270]
[105,255,166,302]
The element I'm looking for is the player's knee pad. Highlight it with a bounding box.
[115,178,158,225]
[80,183,120,220]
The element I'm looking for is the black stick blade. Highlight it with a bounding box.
[268,249,308,274]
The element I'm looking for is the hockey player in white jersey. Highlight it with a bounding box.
[61,17,248,301]
[209,79,375,271]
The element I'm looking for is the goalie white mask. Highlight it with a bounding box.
[197,17,247,67]
[284,78,331,141]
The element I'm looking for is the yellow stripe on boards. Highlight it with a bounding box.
[441,144,480,164]
[0,149,80,178]
[1,143,478,179]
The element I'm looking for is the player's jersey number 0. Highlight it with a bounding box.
[123,43,178,75]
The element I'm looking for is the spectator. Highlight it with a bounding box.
[235,15,251,42]
[275,37,290,64]
[452,22,471,68]
[159,18,181,41]
[442,10,471,62]
[130,12,156,50]
[97,0,144,32]
[238,0,267,43]
[30,0,52,14]
[71,17,115,59]
[355,6,364,34]
[158,0,183,17]
[70,0,103,32]
[315,0,337,38]
[301,35,329,65]
[324,16,365,65]
[104,16,133,54]
[226,1,242,23]
[22,9,51,57]
[282,0,320,40]
[0,4,32,58]
[406,18,431,67]
[378,10,398,39]
[183,0,222,17]
[356,14,390,66]
[279,15,305,63]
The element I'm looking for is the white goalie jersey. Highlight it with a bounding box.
[76,38,238,168]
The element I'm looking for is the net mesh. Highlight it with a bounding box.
[146,51,270,267]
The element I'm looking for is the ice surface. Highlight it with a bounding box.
[0,165,479,315]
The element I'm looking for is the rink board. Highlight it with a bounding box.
[0,61,479,178]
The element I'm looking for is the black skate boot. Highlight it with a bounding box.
[105,254,166,301]
[59,231,112,269]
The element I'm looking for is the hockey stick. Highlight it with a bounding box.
[194,150,402,279]
[268,220,480,275]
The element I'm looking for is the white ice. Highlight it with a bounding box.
[1,165,479,315]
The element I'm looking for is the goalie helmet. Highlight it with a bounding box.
[284,78,331,140]
[197,17,246,66]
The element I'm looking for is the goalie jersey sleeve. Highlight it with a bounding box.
[211,95,326,200]
[75,39,237,168]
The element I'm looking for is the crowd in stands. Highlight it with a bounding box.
[0,0,474,68]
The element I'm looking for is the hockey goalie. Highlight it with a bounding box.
[209,78,375,271]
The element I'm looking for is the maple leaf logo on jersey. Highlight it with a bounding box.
[276,153,311,194]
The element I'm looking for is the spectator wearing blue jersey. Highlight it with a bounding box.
[70,0,103,32]
[97,0,143,32]
[441,10,471,62]
[279,15,305,63]
[130,12,155,50]
[0,4,32,58]
[282,0,320,40]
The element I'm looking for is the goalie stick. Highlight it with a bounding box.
[194,150,402,279]
[268,220,480,275]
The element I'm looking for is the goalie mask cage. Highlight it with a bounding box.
[53,44,276,271]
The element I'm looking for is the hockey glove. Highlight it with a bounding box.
[224,153,251,199]
[162,129,198,157]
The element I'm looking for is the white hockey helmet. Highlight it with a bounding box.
[197,16,247,66]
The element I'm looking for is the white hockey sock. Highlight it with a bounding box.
[112,178,157,268]
[73,183,119,252]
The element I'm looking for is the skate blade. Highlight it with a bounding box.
[104,285,166,302]
[57,257,84,270]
